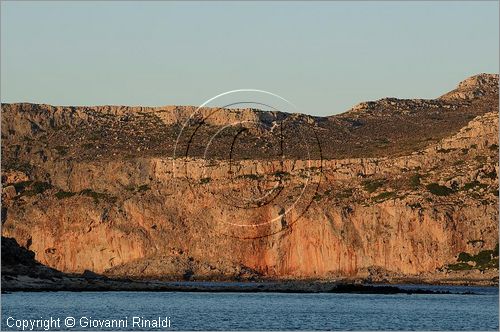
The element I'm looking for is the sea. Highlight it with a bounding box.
[1,284,498,331]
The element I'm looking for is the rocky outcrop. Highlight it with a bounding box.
[440,73,499,101]
[1,74,498,283]
[1,236,64,280]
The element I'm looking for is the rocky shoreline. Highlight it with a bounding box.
[2,274,491,294]
[3,268,497,293]
[2,236,498,293]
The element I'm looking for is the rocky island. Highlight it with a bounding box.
[1,73,499,290]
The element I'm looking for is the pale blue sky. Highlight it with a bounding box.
[1,1,498,116]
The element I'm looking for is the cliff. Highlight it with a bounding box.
[1,74,499,284]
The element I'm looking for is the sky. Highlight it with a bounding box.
[1,1,498,116]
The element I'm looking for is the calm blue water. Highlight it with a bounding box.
[1,286,498,330]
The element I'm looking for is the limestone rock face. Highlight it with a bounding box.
[1,74,498,281]
[440,73,499,101]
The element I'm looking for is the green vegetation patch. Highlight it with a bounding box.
[482,257,499,269]
[437,148,454,154]
[461,181,488,191]
[12,181,33,193]
[200,177,211,184]
[16,181,53,197]
[409,173,421,189]
[457,252,473,262]
[273,171,290,178]
[138,184,150,192]
[447,263,473,271]
[362,179,385,193]
[80,189,116,204]
[483,170,497,180]
[124,185,135,191]
[474,155,487,163]
[426,183,453,196]
[474,250,495,266]
[453,244,499,271]
[55,190,76,199]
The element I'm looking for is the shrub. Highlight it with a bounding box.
[363,179,385,193]
[474,156,487,163]
[200,177,211,184]
[80,189,116,204]
[447,263,473,271]
[138,184,150,192]
[273,171,290,178]
[462,181,488,191]
[19,181,52,196]
[31,182,53,194]
[474,250,494,266]
[426,183,453,196]
[15,181,51,197]
[55,190,76,199]
[483,170,497,179]
[124,185,135,191]
[457,252,472,262]
[239,174,263,180]
[482,257,499,269]
[456,247,499,270]
[13,181,33,192]
[409,173,421,189]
